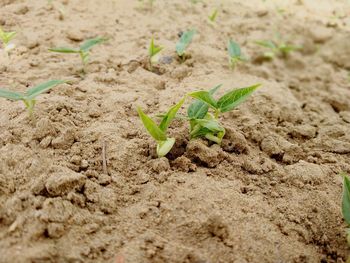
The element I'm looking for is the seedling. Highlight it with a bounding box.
[254,37,301,59]
[148,37,163,71]
[0,27,16,53]
[208,8,219,22]
[176,29,196,61]
[138,0,155,10]
[342,173,350,246]
[228,39,247,69]
[138,98,185,157]
[0,80,65,117]
[188,84,260,144]
[49,37,107,73]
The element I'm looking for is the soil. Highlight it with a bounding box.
[1,0,350,262]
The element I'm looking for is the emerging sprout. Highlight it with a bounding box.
[176,29,196,61]
[254,37,301,59]
[0,80,66,117]
[208,8,219,22]
[228,39,247,69]
[0,27,16,53]
[49,37,107,72]
[148,37,163,71]
[138,98,185,157]
[188,84,260,144]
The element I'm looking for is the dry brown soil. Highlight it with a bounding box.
[1,0,350,262]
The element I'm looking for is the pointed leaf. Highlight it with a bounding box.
[49,47,79,53]
[188,90,217,110]
[187,84,221,119]
[26,80,66,99]
[217,84,260,113]
[0,88,23,101]
[176,29,196,56]
[255,40,276,49]
[228,39,241,58]
[159,97,185,132]
[149,37,163,58]
[343,174,350,225]
[137,107,167,141]
[80,37,107,52]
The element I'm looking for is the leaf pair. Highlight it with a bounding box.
[228,40,247,69]
[149,37,163,67]
[188,84,260,144]
[208,9,219,22]
[176,30,196,58]
[0,80,66,116]
[0,27,16,53]
[255,39,301,58]
[49,37,107,70]
[137,97,185,157]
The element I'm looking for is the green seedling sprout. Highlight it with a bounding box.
[49,37,107,73]
[254,37,301,59]
[342,173,350,246]
[188,84,260,144]
[208,8,219,22]
[228,39,247,69]
[148,37,163,71]
[138,97,185,157]
[0,80,65,117]
[138,0,155,10]
[176,29,196,61]
[0,27,17,53]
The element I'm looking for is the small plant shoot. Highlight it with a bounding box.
[49,37,107,72]
[255,37,301,59]
[0,27,16,53]
[188,84,260,144]
[138,98,185,157]
[228,39,247,69]
[176,29,196,61]
[208,8,219,22]
[342,173,350,246]
[148,37,163,70]
[0,80,65,117]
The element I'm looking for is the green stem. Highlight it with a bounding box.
[205,133,221,144]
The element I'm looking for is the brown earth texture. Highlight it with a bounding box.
[1,0,350,262]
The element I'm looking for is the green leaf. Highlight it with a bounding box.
[49,47,79,53]
[157,137,175,157]
[187,84,221,119]
[137,107,167,141]
[228,39,242,58]
[194,119,224,133]
[342,174,350,226]
[25,80,66,99]
[0,88,23,101]
[208,9,218,22]
[0,27,16,45]
[188,90,218,110]
[149,37,163,58]
[80,37,107,52]
[176,29,196,56]
[49,47,80,53]
[255,40,276,49]
[159,97,185,132]
[217,84,260,113]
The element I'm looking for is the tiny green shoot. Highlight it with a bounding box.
[0,80,66,117]
[254,37,301,59]
[0,27,17,53]
[148,37,163,71]
[138,98,185,157]
[49,37,107,72]
[208,8,219,22]
[228,39,247,69]
[188,84,260,144]
[342,172,350,246]
[176,29,196,61]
